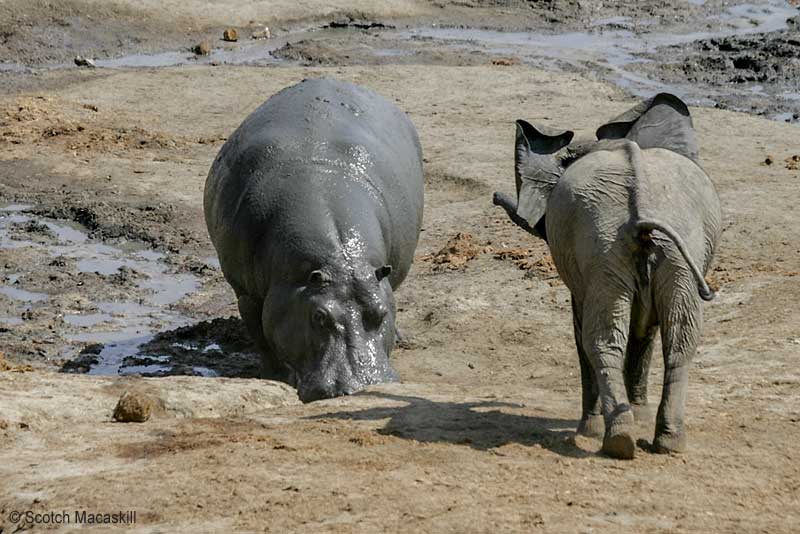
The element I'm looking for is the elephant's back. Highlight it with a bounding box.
[640,148,721,270]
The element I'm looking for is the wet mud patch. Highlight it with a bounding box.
[0,202,210,371]
[30,199,202,253]
[133,318,262,378]
[636,20,800,121]
[60,318,262,379]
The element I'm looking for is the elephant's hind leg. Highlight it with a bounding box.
[624,325,658,423]
[582,290,636,459]
[571,296,603,438]
[652,285,702,454]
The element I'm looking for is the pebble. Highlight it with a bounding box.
[251,27,271,40]
[113,391,154,423]
[194,42,211,56]
[223,28,239,42]
[74,55,96,68]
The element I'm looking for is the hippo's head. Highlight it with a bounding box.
[263,262,399,403]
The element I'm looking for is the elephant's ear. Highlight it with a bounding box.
[596,93,699,164]
[515,120,574,228]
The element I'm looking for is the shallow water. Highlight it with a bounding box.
[397,1,798,107]
[0,203,209,377]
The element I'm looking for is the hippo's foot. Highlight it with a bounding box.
[576,414,604,438]
[652,430,686,454]
[601,410,636,460]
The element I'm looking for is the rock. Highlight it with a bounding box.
[113,391,154,423]
[74,55,96,68]
[251,27,271,40]
[491,57,518,66]
[764,155,774,166]
[194,42,211,56]
[223,28,239,42]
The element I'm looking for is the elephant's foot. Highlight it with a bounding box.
[631,403,653,423]
[602,410,636,460]
[652,431,686,454]
[576,414,604,438]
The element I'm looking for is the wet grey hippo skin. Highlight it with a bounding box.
[205,78,424,402]
[493,94,721,459]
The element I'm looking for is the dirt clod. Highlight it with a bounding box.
[223,28,239,42]
[251,27,271,40]
[194,42,211,55]
[113,391,154,423]
[419,233,487,271]
[73,55,96,68]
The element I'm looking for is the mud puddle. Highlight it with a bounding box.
[0,28,342,71]
[0,203,251,377]
[397,1,799,114]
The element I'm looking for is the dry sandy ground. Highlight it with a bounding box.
[1,2,800,533]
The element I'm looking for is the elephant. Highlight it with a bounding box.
[493,94,721,459]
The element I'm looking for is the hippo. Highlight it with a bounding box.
[204,78,424,402]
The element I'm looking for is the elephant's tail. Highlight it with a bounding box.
[635,219,715,301]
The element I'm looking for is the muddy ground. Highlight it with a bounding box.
[1,1,800,533]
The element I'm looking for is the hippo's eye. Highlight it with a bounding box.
[312,308,332,329]
[363,303,388,331]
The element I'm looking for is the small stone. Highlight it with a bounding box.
[251,27,271,40]
[113,391,154,423]
[223,28,239,42]
[491,57,518,66]
[764,155,774,165]
[194,42,211,56]
[74,55,96,68]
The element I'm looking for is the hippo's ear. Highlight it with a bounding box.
[375,265,392,282]
[515,120,574,231]
[596,93,699,164]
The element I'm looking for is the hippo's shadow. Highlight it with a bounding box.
[309,392,593,458]
[61,317,266,379]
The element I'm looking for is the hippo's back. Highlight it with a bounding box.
[204,78,424,295]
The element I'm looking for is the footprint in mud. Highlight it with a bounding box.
[0,202,247,377]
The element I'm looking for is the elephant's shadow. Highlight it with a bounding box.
[308,392,594,458]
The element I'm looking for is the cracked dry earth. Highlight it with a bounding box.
[1,2,800,533]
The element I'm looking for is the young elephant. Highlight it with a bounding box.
[494,94,721,459]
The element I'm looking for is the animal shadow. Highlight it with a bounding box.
[310,392,593,458]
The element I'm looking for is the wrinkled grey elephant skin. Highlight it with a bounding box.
[205,78,424,402]
[493,94,721,459]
